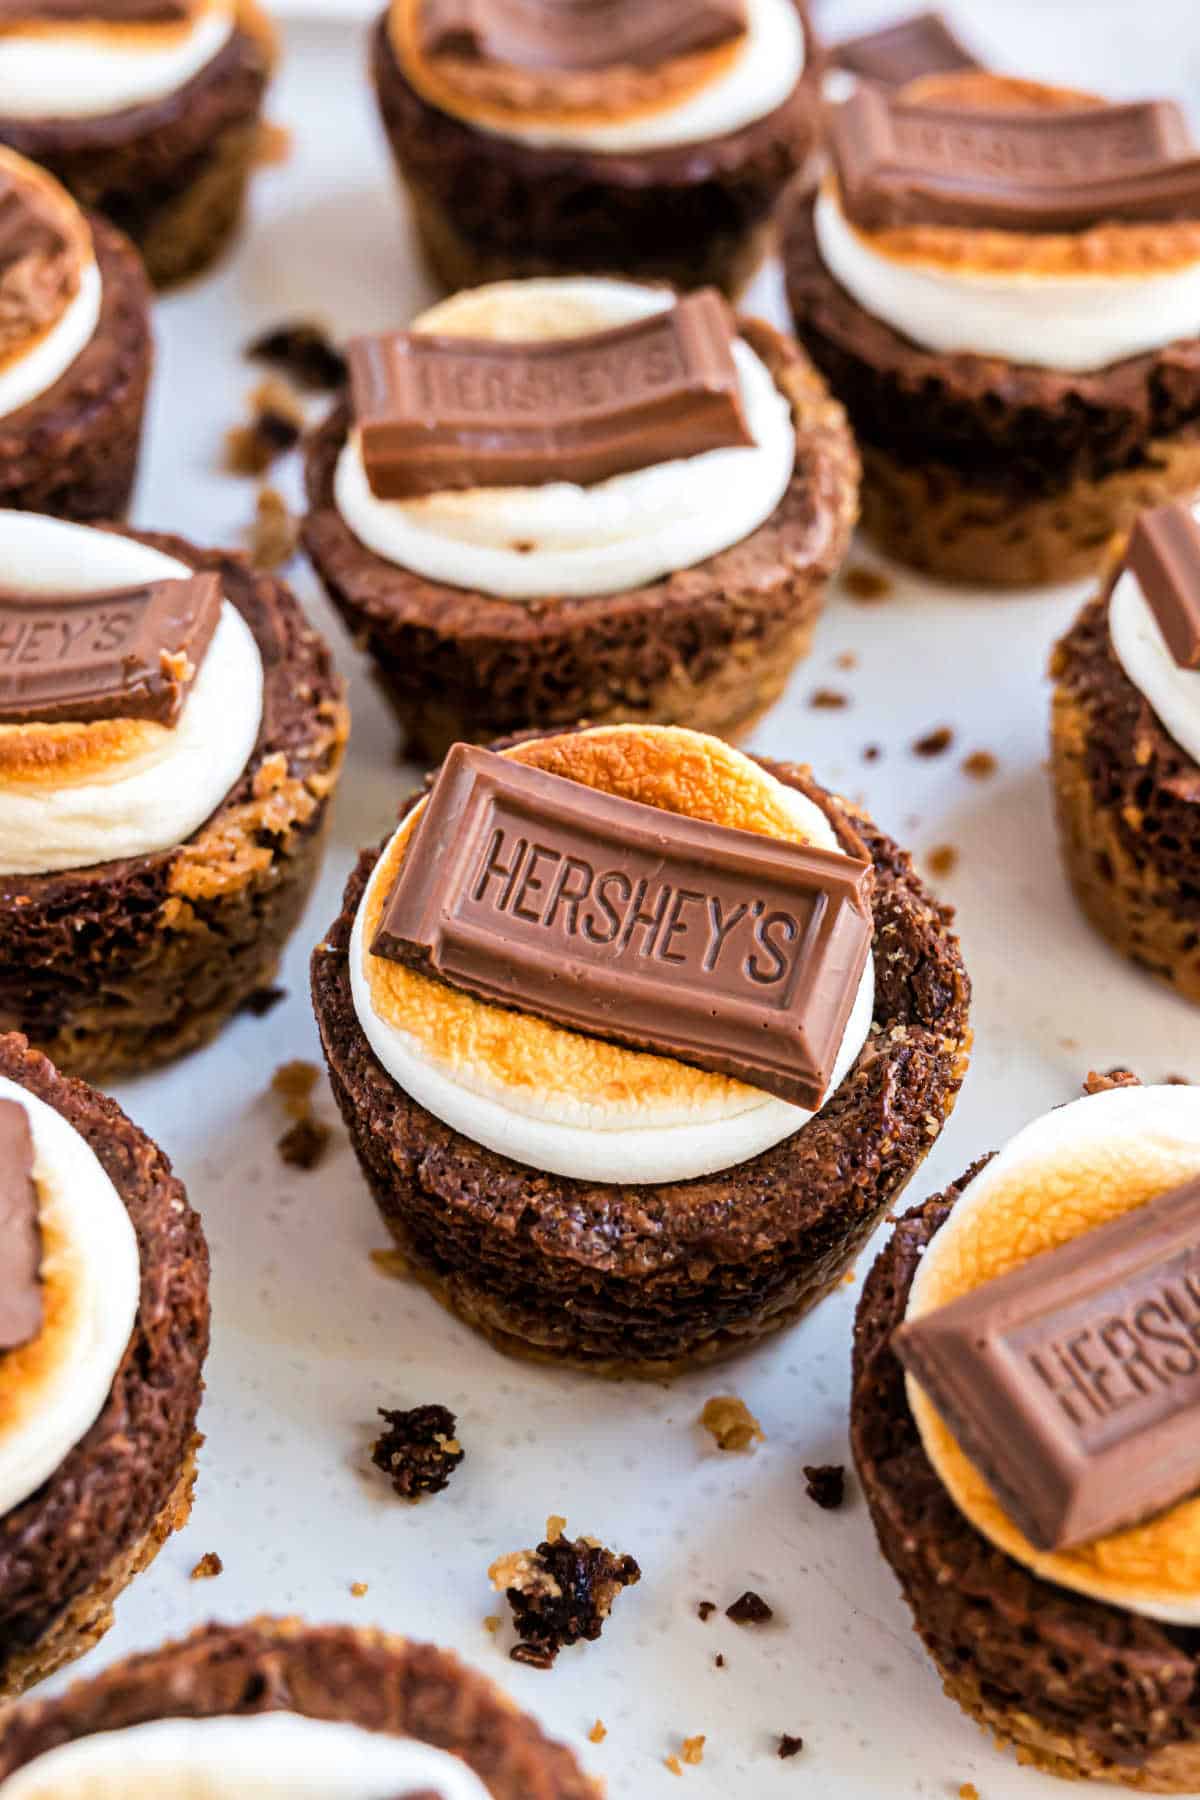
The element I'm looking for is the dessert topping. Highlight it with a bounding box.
[370,744,874,1110]
[830,87,1200,234]
[0,0,189,23]
[830,10,977,87]
[896,1173,1200,1550]
[1124,500,1200,670]
[0,573,222,728]
[0,1099,41,1352]
[420,0,746,72]
[348,289,753,500]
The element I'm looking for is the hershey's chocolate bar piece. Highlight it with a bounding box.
[896,1175,1200,1551]
[0,172,67,270]
[1125,501,1200,670]
[0,572,222,728]
[371,745,874,1109]
[831,11,978,86]
[0,1100,42,1354]
[830,86,1200,233]
[0,0,190,22]
[420,0,747,72]
[350,290,755,500]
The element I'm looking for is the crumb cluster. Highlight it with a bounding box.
[371,1404,464,1500]
[489,1519,641,1669]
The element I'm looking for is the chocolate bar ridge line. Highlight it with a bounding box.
[370,745,874,1109]
[348,290,756,499]
[0,572,223,728]
[896,1174,1200,1551]
[1125,501,1200,670]
[419,0,748,73]
[0,1097,43,1354]
[830,87,1200,233]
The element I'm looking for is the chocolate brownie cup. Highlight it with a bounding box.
[0,1618,598,1795]
[304,278,857,762]
[0,1031,208,1699]
[0,0,276,287]
[782,71,1200,587]
[1052,502,1200,1003]
[0,511,348,1080]
[312,723,970,1375]
[372,0,818,297]
[853,1079,1200,1788]
[0,149,150,522]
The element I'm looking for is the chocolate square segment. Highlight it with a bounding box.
[831,11,978,86]
[0,1099,42,1353]
[1125,501,1200,669]
[348,289,755,500]
[371,746,875,1109]
[420,0,748,73]
[0,572,222,728]
[830,87,1200,233]
[895,1175,1200,1551]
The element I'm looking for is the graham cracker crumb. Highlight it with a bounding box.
[928,845,958,878]
[1083,1067,1141,1096]
[190,1551,223,1580]
[665,1755,682,1776]
[225,378,304,476]
[370,1247,411,1279]
[843,564,893,603]
[254,119,292,164]
[350,1580,368,1597]
[681,1736,705,1766]
[835,650,858,670]
[546,1513,567,1543]
[483,1615,501,1634]
[588,1720,607,1744]
[962,750,997,779]
[778,1733,804,1759]
[810,687,849,709]
[272,1059,319,1116]
[913,726,954,757]
[960,1785,980,1800]
[247,486,299,570]
[700,1395,764,1453]
[272,1061,332,1170]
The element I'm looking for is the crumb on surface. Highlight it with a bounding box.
[842,564,893,602]
[960,1785,980,1800]
[370,1246,411,1279]
[1083,1067,1140,1096]
[254,119,292,164]
[545,1513,567,1543]
[726,1591,773,1626]
[697,1600,717,1622]
[699,1395,764,1454]
[272,1059,319,1116]
[272,1060,331,1169]
[778,1733,804,1759]
[238,983,287,1017]
[862,744,882,763]
[483,1615,501,1634]
[714,1653,725,1669]
[490,1521,640,1669]
[835,650,858,670]
[277,1116,331,1170]
[350,1580,368,1597]
[681,1736,705,1766]
[372,1404,464,1500]
[804,1464,846,1510]
[927,844,958,879]
[665,1755,682,1777]
[246,319,347,389]
[588,1720,607,1745]
[913,726,954,757]
[962,750,997,779]
[224,378,303,475]
[247,486,299,570]
[810,687,849,709]
[190,1551,223,1580]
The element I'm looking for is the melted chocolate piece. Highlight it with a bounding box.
[0,1099,42,1353]
[1125,500,1200,669]
[0,0,190,22]
[830,86,1200,232]
[895,1174,1200,1551]
[370,745,875,1110]
[349,289,755,500]
[420,0,747,73]
[0,572,222,728]
[0,171,67,270]
[830,10,978,86]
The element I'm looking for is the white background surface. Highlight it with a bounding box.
[43,4,1200,1796]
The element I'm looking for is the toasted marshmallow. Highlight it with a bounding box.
[0,514,264,876]
[0,1075,139,1521]
[0,151,99,420]
[0,1712,492,1799]
[352,724,875,1185]
[0,0,235,120]
[905,1084,1200,1624]
[1110,518,1200,767]
[392,0,804,152]
[335,277,796,602]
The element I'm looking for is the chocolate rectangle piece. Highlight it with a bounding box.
[830,87,1200,233]
[420,0,747,73]
[371,745,875,1109]
[0,1099,42,1354]
[348,290,755,500]
[895,1176,1200,1550]
[1125,501,1200,669]
[831,11,978,86]
[0,572,222,728]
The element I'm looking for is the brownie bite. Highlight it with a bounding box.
[0,512,348,1081]
[782,71,1200,586]
[0,0,276,287]
[853,1078,1200,1789]
[0,1032,208,1698]
[311,722,970,1375]
[0,148,150,522]
[372,0,817,298]
[0,1618,599,1795]
[304,278,857,761]
[1052,501,1200,1002]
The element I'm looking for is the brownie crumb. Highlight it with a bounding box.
[714,1653,726,1668]
[726,1591,773,1626]
[697,1600,717,1622]
[588,1720,607,1744]
[810,687,849,710]
[1083,1067,1141,1096]
[190,1551,223,1580]
[277,1116,331,1170]
[350,1580,368,1597]
[225,378,303,475]
[489,1522,640,1669]
[247,320,347,390]
[248,486,299,570]
[699,1395,764,1453]
[913,726,953,757]
[372,1404,464,1500]
[835,650,858,671]
[842,564,893,603]
[778,1734,804,1759]
[927,844,958,879]
[272,1059,332,1169]
[238,983,287,1017]
[962,750,998,780]
[803,1464,846,1510]
[1167,1073,1193,1085]
[681,1736,706,1766]
[863,744,882,763]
